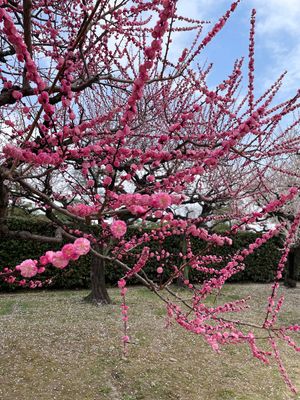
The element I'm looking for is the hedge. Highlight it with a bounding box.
[0,217,295,291]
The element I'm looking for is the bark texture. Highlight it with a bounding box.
[0,172,9,238]
[284,248,299,288]
[85,248,111,304]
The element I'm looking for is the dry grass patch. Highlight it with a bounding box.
[0,284,299,400]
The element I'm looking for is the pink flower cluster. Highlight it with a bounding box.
[67,203,99,217]
[248,9,256,112]
[126,246,150,278]
[166,297,289,371]
[187,225,232,246]
[118,278,129,354]
[45,238,91,269]
[270,339,297,393]
[116,192,173,213]
[3,144,60,166]
[119,0,175,129]
[15,238,91,278]
[186,0,240,65]
[264,210,300,328]
[232,187,298,232]
[168,112,194,135]
[152,193,172,209]
[0,6,54,117]
[200,225,282,297]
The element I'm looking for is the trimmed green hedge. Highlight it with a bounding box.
[0,217,91,291]
[0,217,294,291]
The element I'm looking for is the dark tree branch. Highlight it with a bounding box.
[0,48,16,61]
[4,227,63,243]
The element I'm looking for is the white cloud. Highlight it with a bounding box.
[165,0,300,98]
[253,0,300,36]
[176,0,229,20]
[250,0,300,94]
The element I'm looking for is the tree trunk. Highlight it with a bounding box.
[284,248,298,288]
[0,172,9,237]
[85,250,111,305]
[177,235,189,287]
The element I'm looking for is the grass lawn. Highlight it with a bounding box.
[0,284,299,400]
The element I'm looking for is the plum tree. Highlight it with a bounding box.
[0,0,299,391]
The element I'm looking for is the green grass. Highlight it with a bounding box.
[0,284,299,400]
[0,298,15,315]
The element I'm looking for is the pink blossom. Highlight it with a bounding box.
[152,193,172,209]
[147,175,155,182]
[118,279,126,288]
[6,276,16,284]
[16,259,38,278]
[51,251,69,269]
[128,205,147,215]
[43,250,54,265]
[39,255,49,265]
[154,210,163,218]
[122,335,130,343]
[73,238,91,255]
[62,243,80,260]
[86,179,94,187]
[103,176,112,186]
[111,220,127,239]
[67,203,98,217]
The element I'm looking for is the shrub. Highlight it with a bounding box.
[0,218,292,291]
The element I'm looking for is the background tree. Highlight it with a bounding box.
[248,153,300,287]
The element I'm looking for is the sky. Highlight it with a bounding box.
[172,0,300,103]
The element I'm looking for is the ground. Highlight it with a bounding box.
[0,284,299,400]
